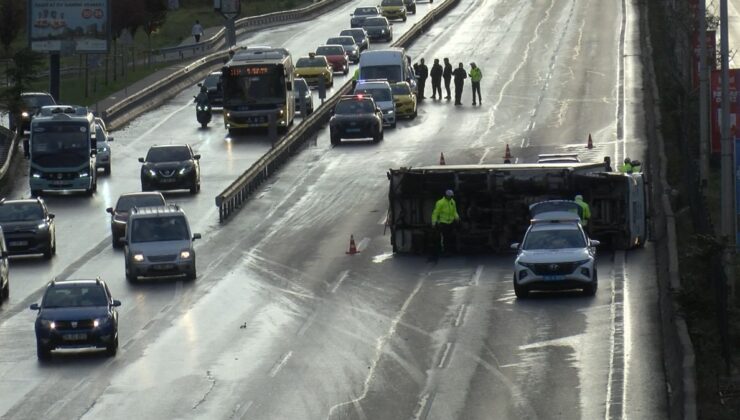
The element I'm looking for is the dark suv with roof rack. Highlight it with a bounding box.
[0,198,56,259]
[30,278,121,360]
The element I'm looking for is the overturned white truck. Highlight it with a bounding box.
[387,159,647,253]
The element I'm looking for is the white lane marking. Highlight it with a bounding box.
[471,265,483,286]
[437,342,453,368]
[412,391,437,420]
[605,251,626,420]
[229,400,253,420]
[269,351,293,378]
[327,274,426,417]
[130,102,192,145]
[378,213,388,225]
[297,311,317,337]
[357,237,371,252]
[331,270,350,294]
[454,304,466,327]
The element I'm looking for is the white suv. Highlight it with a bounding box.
[123,205,201,282]
[354,80,397,128]
[510,203,599,298]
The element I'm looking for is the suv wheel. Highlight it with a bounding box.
[43,243,53,260]
[104,164,111,175]
[330,131,341,146]
[37,343,51,360]
[106,337,118,357]
[125,264,137,282]
[189,183,199,195]
[583,269,598,296]
[186,266,197,281]
[513,277,529,298]
[2,279,8,299]
[112,235,121,249]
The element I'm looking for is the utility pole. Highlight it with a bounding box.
[215,0,240,49]
[719,0,736,301]
[699,0,709,187]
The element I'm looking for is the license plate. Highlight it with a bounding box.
[51,180,68,185]
[9,241,28,246]
[543,275,564,281]
[153,264,175,270]
[160,178,176,183]
[63,333,87,341]
[346,128,361,133]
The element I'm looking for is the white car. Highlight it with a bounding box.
[94,117,114,175]
[511,205,599,298]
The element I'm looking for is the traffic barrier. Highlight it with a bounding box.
[215,0,464,222]
[586,133,593,149]
[346,235,359,255]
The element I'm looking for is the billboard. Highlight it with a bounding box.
[28,0,111,53]
[710,69,740,154]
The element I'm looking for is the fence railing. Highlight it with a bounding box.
[215,0,463,222]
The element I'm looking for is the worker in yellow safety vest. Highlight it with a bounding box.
[619,158,634,174]
[574,195,591,227]
[431,189,460,256]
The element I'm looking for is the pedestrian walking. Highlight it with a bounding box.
[416,58,429,100]
[431,189,460,257]
[469,62,482,105]
[430,58,443,99]
[192,20,204,43]
[443,58,453,100]
[452,62,467,105]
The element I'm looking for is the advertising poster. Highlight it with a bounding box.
[710,69,740,154]
[28,0,110,53]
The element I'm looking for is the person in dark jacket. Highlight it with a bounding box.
[416,58,429,100]
[452,62,467,105]
[443,58,453,100]
[430,58,443,100]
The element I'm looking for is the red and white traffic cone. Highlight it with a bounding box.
[346,235,360,255]
[504,144,512,162]
[439,152,446,165]
[586,133,593,149]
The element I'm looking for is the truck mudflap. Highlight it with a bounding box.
[388,164,646,254]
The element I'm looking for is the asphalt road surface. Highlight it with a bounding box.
[0,0,669,419]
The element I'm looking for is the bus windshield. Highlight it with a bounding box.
[223,67,286,106]
[31,123,90,167]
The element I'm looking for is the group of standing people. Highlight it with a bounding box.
[414,58,483,106]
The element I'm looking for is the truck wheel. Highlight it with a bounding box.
[373,131,381,143]
[403,16,407,22]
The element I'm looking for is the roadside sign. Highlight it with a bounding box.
[214,0,241,19]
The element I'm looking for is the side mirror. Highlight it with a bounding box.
[108,136,114,142]
[48,213,55,219]
[194,154,201,160]
[590,239,601,247]
[106,207,113,214]
[30,303,39,310]
[510,243,520,250]
[112,300,122,307]
[138,157,144,163]
[193,233,202,240]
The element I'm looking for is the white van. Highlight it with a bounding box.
[359,48,417,94]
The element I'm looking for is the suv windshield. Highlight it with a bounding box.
[522,228,586,250]
[0,203,43,222]
[116,195,165,212]
[335,100,375,114]
[43,285,108,308]
[145,147,191,162]
[356,88,392,102]
[23,95,55,108]
[130,216,190,243]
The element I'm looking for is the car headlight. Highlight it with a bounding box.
[40,320,56,329]
[79,171,89,178]
[146,169,157,177]
[37,223,48,230]
[278,109,284,116]
[180,250,192,259]
[21,112,29,118]
[93,317,111,328]
[518,261,536,269]
[31,171,42,178]
[178,166,193,175]
[133,254,145,262]
[381,29,386,34]
[573,259,592,267]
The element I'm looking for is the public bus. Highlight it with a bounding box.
[28,105,97,196]
[221,47,295,134]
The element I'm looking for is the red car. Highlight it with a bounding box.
[316,45,349,75]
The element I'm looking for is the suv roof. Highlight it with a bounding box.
[130,204,185,218]
[48,278,104,287]
[0,197,45,206]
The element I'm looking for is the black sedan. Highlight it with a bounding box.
[362,17,393,42]
[106,192,166,248]
[0,198,56,259]
[199,71,223,107]
[139,145,201,194]
[340,28,370,51]
[350,6,380,28]
[30,278,121,360]
[329,95,384,145]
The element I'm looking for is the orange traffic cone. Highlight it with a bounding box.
[439,152,446,165]
[504,144,512,161]
[346,235,360,255]
[586,133,593,149]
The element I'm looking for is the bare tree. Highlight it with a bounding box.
[0,0,25,55]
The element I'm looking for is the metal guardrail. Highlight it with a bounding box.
[215,0,462,222]
[0,126,19,188]
[152,0,349,61]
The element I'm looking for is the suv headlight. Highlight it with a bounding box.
[573,259,592,267]
[518,261,536,270]
[93,317,111,328]
[133,253,145,262]
[40,320,56,329]
[178,165,193,175]
[21,111,29,118]
[180,250,192,259]
[37,222,48,230]
[145,169,157,177]
[79,171,89,178]
[31,171,42,179]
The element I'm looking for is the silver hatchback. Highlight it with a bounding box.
[123,205,201,282]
